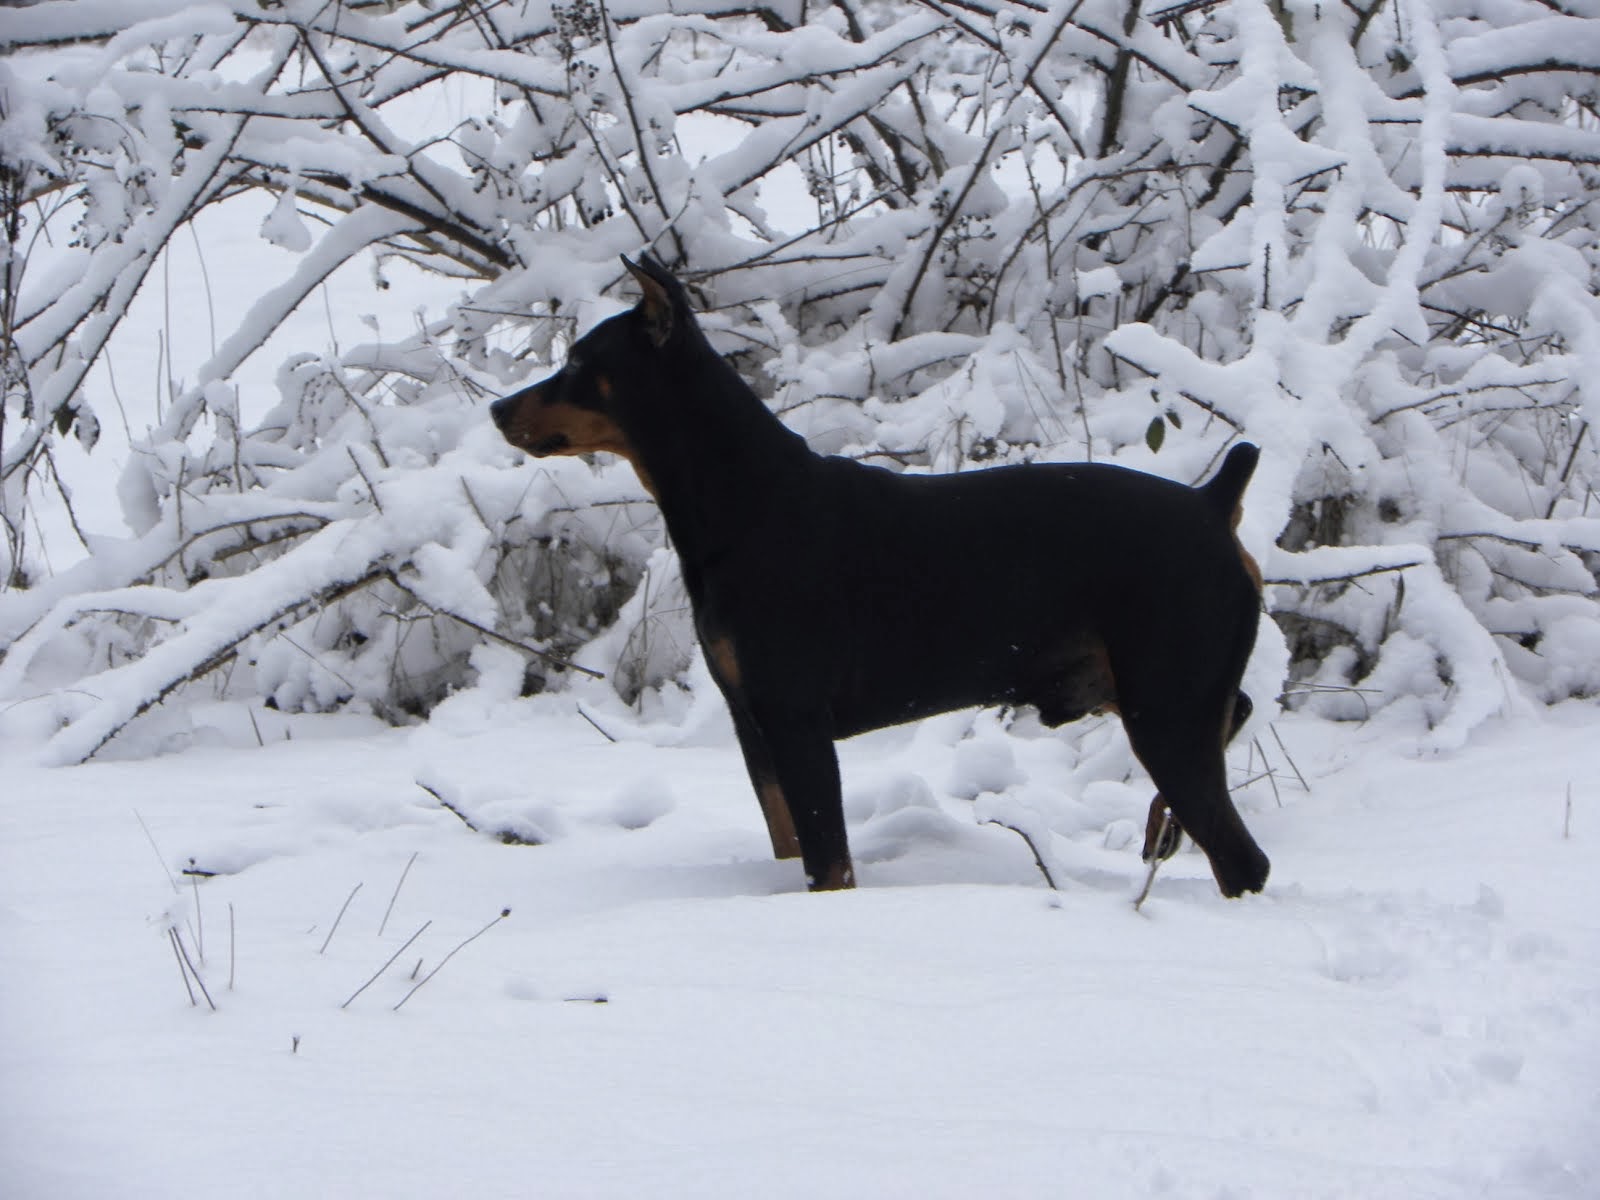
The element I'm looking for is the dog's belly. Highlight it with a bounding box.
[827,625,1114,739]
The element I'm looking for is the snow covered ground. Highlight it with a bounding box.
[2,675,1595,1199]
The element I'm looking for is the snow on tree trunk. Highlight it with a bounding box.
[1,0,1597,763]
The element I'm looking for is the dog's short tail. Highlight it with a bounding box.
[1200,442,1260,528]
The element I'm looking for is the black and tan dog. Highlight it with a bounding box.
[492,255,1270,898]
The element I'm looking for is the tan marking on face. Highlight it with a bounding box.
[499,390,659,501]
[757,778,801,860]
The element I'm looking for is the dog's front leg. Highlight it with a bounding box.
[743,707,854,892]
[726,703,802,861]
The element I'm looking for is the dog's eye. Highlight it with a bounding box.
[562,354,582,377]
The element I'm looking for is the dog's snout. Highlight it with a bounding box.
[489,396,515,431]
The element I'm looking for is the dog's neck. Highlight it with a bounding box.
[624,351,813,567]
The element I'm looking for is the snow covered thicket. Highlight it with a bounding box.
[3,0,1599,762]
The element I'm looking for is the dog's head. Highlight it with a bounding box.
[489,254,693,465]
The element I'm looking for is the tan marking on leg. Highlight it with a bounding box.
[706,636,742,691]
[1142,796,1181,862]
[757,778,802,860]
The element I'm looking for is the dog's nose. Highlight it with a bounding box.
[489,396,514,431]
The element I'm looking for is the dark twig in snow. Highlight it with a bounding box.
[190,865,204,963]
[382,570,604,679]
[319,883,363,955]
[576,702,619,743]
[169,928,198,1007]
[342,920,433,1010]
[1269,724,1310,793]
[1133,813,1177,912]
[378,852,419,937]
[393,909,511,1011]
[981,818,1060,891]
[171,927,217,1011]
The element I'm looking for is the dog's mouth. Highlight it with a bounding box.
[529,434,570,456]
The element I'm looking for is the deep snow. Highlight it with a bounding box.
[2,681,1595,1199]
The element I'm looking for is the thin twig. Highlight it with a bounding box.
[1264,561,1423,588]
[378,851,419,937]
[341,919,433,1009]
[172,927,217,1011]
[169,928,198,1007]
[190,866,204,963]
[981,818,1059,891]
[383,569,604,679]
[418,780,476,832]
[318,883,363,955]
[1133,811,1178,912]
[1268,724,1310,792]
[135,810,180,894]
[393,909,511,1011]
[575,702,619,743]
[347,445,384,513]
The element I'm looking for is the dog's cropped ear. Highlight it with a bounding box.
[621,254,677,348]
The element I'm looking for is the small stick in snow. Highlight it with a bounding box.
[190,861,204,963]
[318,883,363,955]
[378,851,419,937]
[1269,723,1310,792]
[341,919,433,1009]
[576,702,619,743]
[136,810,180,894]
[393,909,511,1012]
[1133,809,1178,912]
[172,927,217,1011]
[169,928,198,1007]
[981,818,1059,891]
[1133,857,1162,912]
[420,781,478,832]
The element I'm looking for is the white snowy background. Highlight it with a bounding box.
[2,1,1598,1196]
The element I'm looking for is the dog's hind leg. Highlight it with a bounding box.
[1142,690,1253,864]
[1120,689,1269,898]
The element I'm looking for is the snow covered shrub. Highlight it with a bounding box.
[3,0,1600,762]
